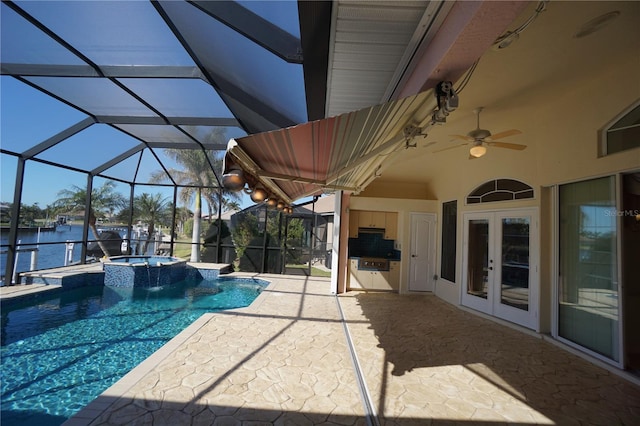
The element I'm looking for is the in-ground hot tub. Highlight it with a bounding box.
[103,255,187,288]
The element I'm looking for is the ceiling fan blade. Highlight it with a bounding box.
[487,141,527,150]
[487,129,522,140]
[450,134,474,142]
[433,143,467,153]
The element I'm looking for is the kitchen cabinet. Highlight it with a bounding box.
[358,210,386,228]
[389,261,400,290]
[349,259,361,288]
[349,211,359,238]
[354,270,390,290]
[384,212,398,240]
[371,270,392,290]
[348,260,396,291]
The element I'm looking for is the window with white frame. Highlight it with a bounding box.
[601,101,640,156]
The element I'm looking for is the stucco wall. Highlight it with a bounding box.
[348,46,640,324]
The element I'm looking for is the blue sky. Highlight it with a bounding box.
[0,1,306,212]
[0,76,253,211]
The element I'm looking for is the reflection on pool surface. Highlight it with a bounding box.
[0,277,267,426]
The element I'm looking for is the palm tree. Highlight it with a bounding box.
[133,193,171,255]
[151,147,240,261]
[55,181,126,257]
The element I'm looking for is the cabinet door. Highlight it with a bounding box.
[349,211,359,238]
[372,271,391,290]
[389,261,400,290]
[349,259,362,289]
[372,211,386,228]
[358,211,373,227]
[384,212,398,239]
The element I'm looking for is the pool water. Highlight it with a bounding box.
[0,278,267,426]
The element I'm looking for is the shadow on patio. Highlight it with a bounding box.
[340,292,640,424]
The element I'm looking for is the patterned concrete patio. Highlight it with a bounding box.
[64,274,640,425]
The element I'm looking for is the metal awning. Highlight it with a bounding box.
[223,82,459,204]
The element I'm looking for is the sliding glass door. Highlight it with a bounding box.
[558,176,619,362]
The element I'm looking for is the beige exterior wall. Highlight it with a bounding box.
[349,46,639,327]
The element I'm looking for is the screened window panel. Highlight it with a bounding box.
[558,176,619,361]
[1,3,85,66]
[0,77,89,154]
[99,152,144,183]
[238,1,301,37]
[114,124,196,145]
[159,1,307,125]
[35,125,141,172]
[120,79,234,119]
[1,154,18,207]
[16,1,194,67]
[25,77,159,117]
[180,125,244,145]
[134,149,174,184]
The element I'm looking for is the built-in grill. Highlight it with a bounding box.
[358,257,389,271]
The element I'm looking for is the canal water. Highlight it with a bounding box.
[0,225,127,284]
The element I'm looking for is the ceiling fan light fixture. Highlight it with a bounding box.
[470,144,487,158]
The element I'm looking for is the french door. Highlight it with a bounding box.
[462,209,538,329]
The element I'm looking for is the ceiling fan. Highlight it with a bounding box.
[433,107,526,158]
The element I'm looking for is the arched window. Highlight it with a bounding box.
[467,179,533,204]
[600,101,640,156]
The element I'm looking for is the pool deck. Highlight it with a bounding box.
[57,273,640,426]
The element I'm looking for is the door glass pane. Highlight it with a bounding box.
[501,218,530,311]
[467,219,489,299]
[559,176,619,361]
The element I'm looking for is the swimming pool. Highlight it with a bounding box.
[0,277,268,426]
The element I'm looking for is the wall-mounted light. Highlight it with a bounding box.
[469,143,487,158]
[250,187,268,203]
[276,201,285,211]
[222,168,245,191]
